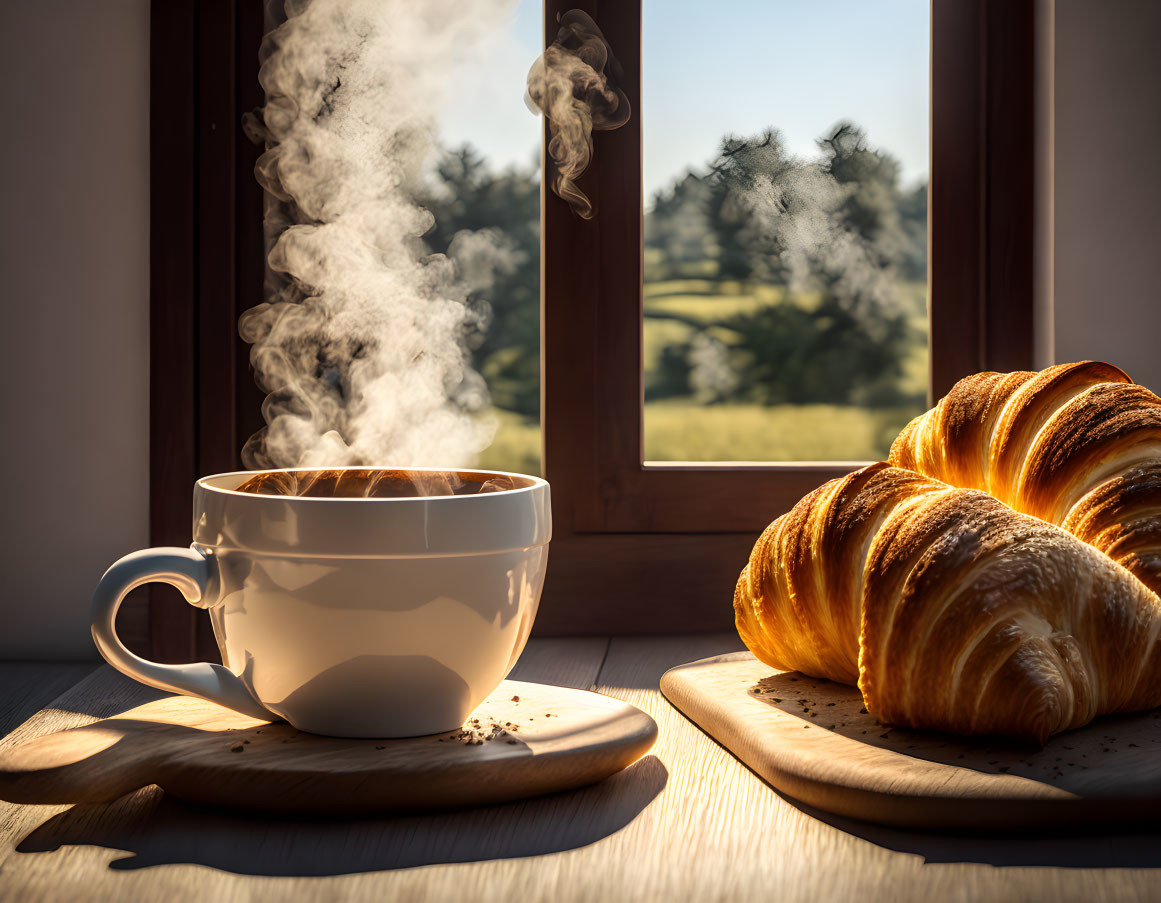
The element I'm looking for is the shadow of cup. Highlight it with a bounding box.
[16,753,668,876]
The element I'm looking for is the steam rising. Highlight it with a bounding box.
[746,168,898,313]
[526,10,630,219]
[240,0,514,469]
[717,132,899,315]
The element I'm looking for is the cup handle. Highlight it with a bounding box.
[91,547,275,721]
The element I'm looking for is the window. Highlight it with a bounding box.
[641,1,930,465]
[148,0,1039,656]
[539,0,1038,630]
[431,0,543,476]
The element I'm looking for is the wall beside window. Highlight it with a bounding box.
[0,0,150,658]
[1052,0,1161,392]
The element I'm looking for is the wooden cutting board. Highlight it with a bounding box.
[0,679,656,814]
[662,651,1161,830]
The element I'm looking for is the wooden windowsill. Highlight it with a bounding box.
[1,641,1157,900]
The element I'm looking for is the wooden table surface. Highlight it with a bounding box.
[3,636,1161,903]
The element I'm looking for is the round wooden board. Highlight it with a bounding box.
[0,680,657,814]
[661,652,1161,830]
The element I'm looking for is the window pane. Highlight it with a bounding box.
[434,0,542,476]
[248,1,541,477]
[642,0,929,463]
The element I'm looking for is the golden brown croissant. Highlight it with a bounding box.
[734,463,1161,743]
[890,361,1161,597]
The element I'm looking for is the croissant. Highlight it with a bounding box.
[890,361,1161,597]
[734,462,1161,743]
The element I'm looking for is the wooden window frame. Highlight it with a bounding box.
[146,0,1039,657]
[538,0,1039,633]
[147,0,265,662]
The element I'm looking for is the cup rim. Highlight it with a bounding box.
[196,466,547,502]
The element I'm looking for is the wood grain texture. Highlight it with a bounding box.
[0,641,668,902]
[662,652,1161,829]
[0,666,165,879]
[536,533,750,635]
[506,637,609,687]
[930,0,1040,398]
[930,0,985,396]
[6,640,1161,902]
[148,0,199,664]
[0,681,656,814]
[588,636,1161,902]
[982,0,1037,374]
[0,664,97,740]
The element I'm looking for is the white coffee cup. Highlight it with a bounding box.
[91,467,551,737]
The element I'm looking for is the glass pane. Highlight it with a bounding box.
[642,0,929,462]
[247,0,541,477]
[434,0,542,476]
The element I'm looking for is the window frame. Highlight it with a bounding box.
[147,0,266,662]
[146,0,1040,656]
[537,0,1039,632]
[538,0,1040,631]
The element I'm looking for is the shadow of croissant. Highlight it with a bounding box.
[16,753,668,876]
[784,794,1161,869]
[745,673,1161,865]
[751,672,1161,792]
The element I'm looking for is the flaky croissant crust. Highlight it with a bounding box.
[735,363,1161,743]
[890,361,1161,596]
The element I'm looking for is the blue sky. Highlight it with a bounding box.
[438,0,929,199]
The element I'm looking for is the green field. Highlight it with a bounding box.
[642,400,919,462]
[477,400,923,476]
[477,275,930,475]
[643,278,929,402]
